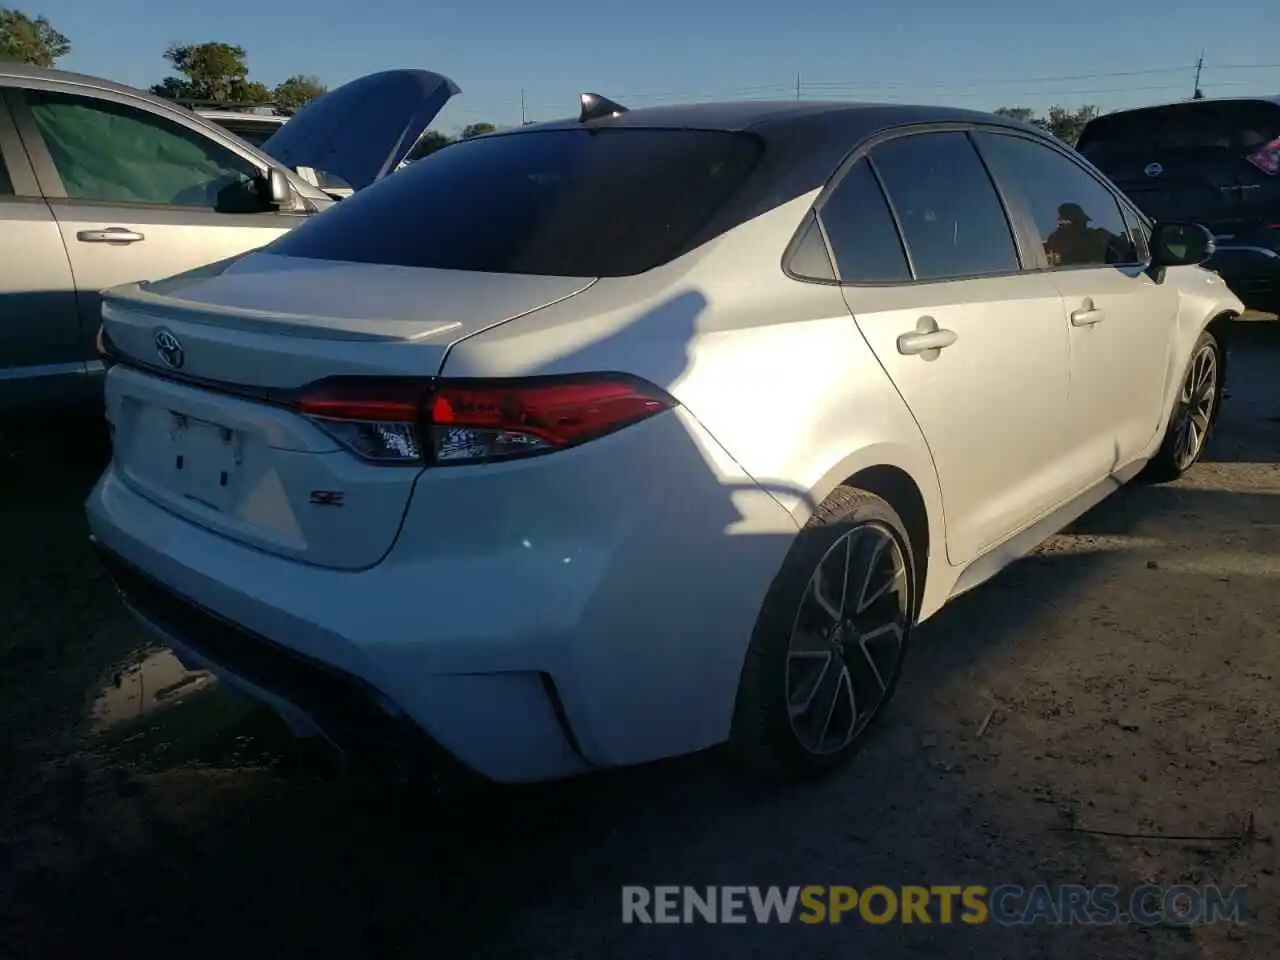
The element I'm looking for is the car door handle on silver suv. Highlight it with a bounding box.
[1069,298,1106,326]
[76,228,145,244]
[897,316,958,360]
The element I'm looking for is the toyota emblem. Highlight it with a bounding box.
[154,329,184,369]
[1144,162,1163,177]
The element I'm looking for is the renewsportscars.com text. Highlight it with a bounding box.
[621,884,1248,926]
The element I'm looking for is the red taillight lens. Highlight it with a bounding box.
[290,374,675,466]
[1245,136,1280,175]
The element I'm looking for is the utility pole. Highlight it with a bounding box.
[795,72,801,100]
[1193,49,1205,99]
[521,89,527,125]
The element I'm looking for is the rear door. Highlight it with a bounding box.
[0,90,84,412]
[6,84,307,350]
[830,130,1079,565]
[1077,100,1280,233]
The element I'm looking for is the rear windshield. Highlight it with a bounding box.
[1078,101,1280,163]
[266,127,764,277]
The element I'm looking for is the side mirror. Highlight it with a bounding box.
[265,167,294,207]
[1150,222,1215,270]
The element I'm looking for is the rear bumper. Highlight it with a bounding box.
[86,406,800,782]
[95,542,480,779]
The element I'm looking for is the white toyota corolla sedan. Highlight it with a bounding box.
[87,94,1243,783]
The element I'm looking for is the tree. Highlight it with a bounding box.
[993,106,1036,124]
[406,129,454,161]
[1042,105,1100,147]
[993,104,1100,147]
[0,8,70,66]
[151,41,257,103]
[459,122,497,140]
[275,73,327,113]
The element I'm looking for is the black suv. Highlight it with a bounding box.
[1077,97,1280,309]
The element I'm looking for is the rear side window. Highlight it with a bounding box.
[0,154,11,195]
[268,128,764,277]
[870,131,1020,281]
[818,159,910,283]
[977,132,1138,267]
[1078,101,1280,163]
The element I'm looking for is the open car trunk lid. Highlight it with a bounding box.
[99,252,593,570]
[259,69,460,192]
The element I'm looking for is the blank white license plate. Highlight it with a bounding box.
[167,413,241,510]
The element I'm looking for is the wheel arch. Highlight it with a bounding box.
[793,442,947,621]
[1204,309,1238,400]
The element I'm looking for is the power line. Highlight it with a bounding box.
[800,61,1280,92]
[493,59,1280,126]
[804,78,1264,101]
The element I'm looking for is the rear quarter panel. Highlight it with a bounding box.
[441,192,952,615]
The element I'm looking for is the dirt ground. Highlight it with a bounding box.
[1,322,1277,959]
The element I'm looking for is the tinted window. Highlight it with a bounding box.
[0,153,11,195]
[978,132,1137,267]
[788,212,836,281]
[26,91,261,209]
[819,160,910,282]
[870,132,1020,280]
[269,128,763,277]
[1078,101,1280,162]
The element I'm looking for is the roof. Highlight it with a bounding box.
[521,98,1038,137]
[197,110,288,123]
[0,62,172,106]
[0,63,291,140]
[1087,95,1280,124]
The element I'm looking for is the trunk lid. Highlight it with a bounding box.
[259,69,460,192]
[100,253,593,569]
[1078,99,1280,231]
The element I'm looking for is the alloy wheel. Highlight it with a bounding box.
[1173,342,1218,471]
[784,522,910,756]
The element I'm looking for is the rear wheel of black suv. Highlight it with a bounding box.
[1141,329,1223,483]
[731,486,916,780]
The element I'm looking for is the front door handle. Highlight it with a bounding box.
[77,228,145,244]
[1070,298,1105,326]
[897,316,958,360]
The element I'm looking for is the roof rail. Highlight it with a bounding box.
[170,98,288,115]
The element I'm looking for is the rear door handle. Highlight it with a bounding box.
[1070,298,1105,326]
[897,316,958,360]
[77,228,145,244]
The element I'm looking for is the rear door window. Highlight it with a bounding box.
[817,159,910,283]
[977,132,1138,268]
[869,131,1021,281]
[268,128,763,277]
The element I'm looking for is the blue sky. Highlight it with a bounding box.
[24,0,1280,133]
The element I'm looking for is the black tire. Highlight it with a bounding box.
[730,486,917,780]
[1140,329,1223,484]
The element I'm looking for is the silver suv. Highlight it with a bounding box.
[0,64,458,415]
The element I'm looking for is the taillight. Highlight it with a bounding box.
[290,374,676,466]
[1245,136,1280,175]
